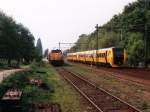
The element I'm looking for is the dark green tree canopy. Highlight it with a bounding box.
[70,0,150,66]
[36,38,43,58]
[0,11,36,66]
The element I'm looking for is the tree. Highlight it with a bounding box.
[69,0,150,67]
[0,11,35,67]
[43,49,49,58]
[35,38,43,61]
[126,32,144,66]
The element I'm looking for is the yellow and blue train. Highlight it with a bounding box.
[67,47,127,67]
[48,49,64,66]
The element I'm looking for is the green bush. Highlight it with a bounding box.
[0,63,54,111]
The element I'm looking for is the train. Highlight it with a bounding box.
[48,49,64,66]
[67,47,127,67]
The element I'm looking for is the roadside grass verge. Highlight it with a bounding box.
[0,62,54,111]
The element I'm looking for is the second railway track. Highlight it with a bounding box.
[56,67,141,112]
[72,63,150,87]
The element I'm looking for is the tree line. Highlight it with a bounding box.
[0,11,43,67]
[70,0,150,67]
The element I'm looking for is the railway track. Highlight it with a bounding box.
[56,67,141,112]
[99,68,150,87]
[72,63,150,87]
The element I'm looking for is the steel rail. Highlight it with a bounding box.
[62,72,103,112]
[102,70,150,87]
[72,63,150,87]
[56,67,142,112]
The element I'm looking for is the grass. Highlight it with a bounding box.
[0,62,93,112]
[0,62,54,111]
[46,65,95,112]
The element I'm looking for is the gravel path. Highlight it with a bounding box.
[0,66,28,83]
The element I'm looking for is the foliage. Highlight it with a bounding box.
[126,32,144,66]
[0,11,36,67]
[0,63,54,111]
[35,38,43,61]
[69,0,150,66]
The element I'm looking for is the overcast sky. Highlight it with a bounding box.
[0,0,136,51]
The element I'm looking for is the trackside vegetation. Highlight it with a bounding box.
[0,63,92,112]
[69,0,150,67]
[0,62,54,111]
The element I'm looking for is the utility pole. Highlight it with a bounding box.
[120,29,123,41]
[95,24,99,50]
[144,0,148,68]
[95,24,99,66]
[144,24,148,67]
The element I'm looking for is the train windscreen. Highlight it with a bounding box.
[113,48,124,65]
[113,48,123,56]
[51,50,62,53]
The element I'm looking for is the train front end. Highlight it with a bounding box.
[49,49,64,66]
[112,48,127,67]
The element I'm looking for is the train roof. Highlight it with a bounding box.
[67,47,124,55]
[51,49,62,53]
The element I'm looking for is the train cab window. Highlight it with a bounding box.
[51,50,62,53]
[113,48,123,56]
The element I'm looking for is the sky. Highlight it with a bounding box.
[0,0,136,51]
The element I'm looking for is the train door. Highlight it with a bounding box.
[105,51,108,66]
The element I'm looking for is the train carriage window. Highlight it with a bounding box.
[98,53,101,57]
[93,53,96,57]
[98,53,100,57]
